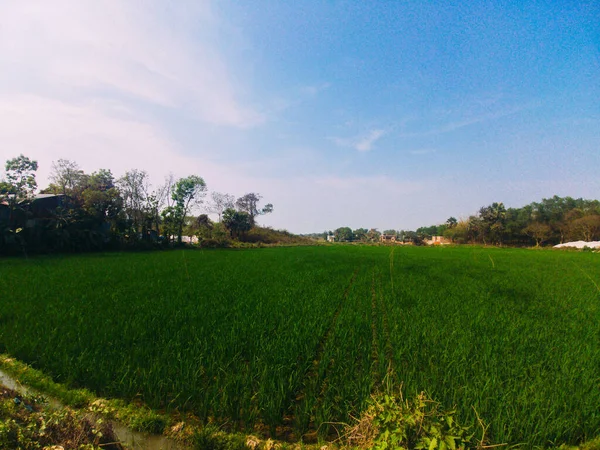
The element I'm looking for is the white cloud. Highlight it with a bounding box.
[332,129,387,152]
[0,95,185,183]
[0,94,262,203]
[0,0,263,128]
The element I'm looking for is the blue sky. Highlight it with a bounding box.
[0,1,598,232]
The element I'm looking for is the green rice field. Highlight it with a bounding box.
[1,246,599,446]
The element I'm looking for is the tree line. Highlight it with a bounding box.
[440,199,600,246]
[0,155,273,254]
[3,154,598,253]
[309,197,600,247]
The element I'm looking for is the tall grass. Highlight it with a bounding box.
[0,246,598,446]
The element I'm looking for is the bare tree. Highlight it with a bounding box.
[117,169,151,236]
[156,173,175,210]
[149,173,175,234]
[569,215,600,242]
[49,159,85,195]
[523,222,552,247]
[207,192,235,222]
[235,192,273,225]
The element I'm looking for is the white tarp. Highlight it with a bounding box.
[554,241,600,249]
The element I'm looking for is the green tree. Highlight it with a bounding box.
[446,217,457,228]
[466,215,485,243]
[193,214,214,240]
[366,228,381,242]
[443,219,469,244]
[81,169,123,222]
[0,181,11,198]
[334,227,353,242]
[161,207,179,243]
[222,208,252,239]
[353,227,368,241]
[172,175,207,244]
[479,202,507,245]
[416,225,446,238]
[4,154,38,200]
[2,155,39,241]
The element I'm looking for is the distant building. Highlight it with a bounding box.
[327,234,335,242]
[380,234,397,243]
[26,194,68,220]
[425,235,451,245]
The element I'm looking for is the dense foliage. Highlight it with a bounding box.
[315,198,600,246]
[0,155,275,255]
[1,246,598,447]
[422,199,600,246]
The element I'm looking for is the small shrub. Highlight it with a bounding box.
[193,425,249,450]
[129,410,166,434]
[345,391,479,450]
[199,238,229,249]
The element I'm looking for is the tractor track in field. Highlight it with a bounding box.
[377,268,395,383]
[370,267,381,390]
[288,266,360,439]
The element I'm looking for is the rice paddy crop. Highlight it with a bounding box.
[0,246,599,447]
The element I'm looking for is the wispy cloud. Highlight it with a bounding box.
[409,148,437,155]
[398,99,541,138]
[399,102,539,138]
[314,175,423,193]
[300,82,331,96]
[356,129,386,151]
[332,129,387,152]
[265,82,331,117]
[553,116,600,127]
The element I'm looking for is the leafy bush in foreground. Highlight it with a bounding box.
[345,392,478,450]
